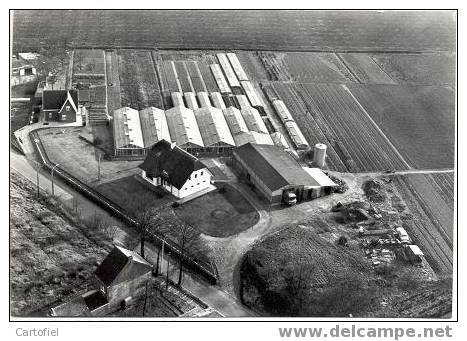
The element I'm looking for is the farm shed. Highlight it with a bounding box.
[234,131,274,147]
[232,143,334,204]
[285,121,309,150]
[194,106,235,154]
[240,105,269,134]
[405,245,425,263]
[210,64,231,93]
[112,107,146,156]
[138,107,172,148]
[236,94,250,109]
[184,92,199,110]
[272,99,294,122]
[271,132,290,149]
[139,140,213,199]
[171,92,185,107]
[227,53,249,81]
[241,81,263,108]
[217,53,241,90]
[222,106,249,135]
[196,91,212,108]
[210,92,226,109]
[302,167,338,198]
[42,90,79,123]
[165,105,204,153]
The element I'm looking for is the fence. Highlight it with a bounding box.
[30,130,218,284]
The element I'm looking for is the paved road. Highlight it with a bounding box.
[143,243,256,317]
[355,168,455,177]
[11,148,255,317]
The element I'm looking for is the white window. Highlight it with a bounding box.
[66,105,70,112]
[49,113,52,118]
[61,114,67,121]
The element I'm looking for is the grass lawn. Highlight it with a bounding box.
[95,175,173,214]
[175,184,259,238]
[37,127,140,185]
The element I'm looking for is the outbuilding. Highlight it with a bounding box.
[232,143,336,205]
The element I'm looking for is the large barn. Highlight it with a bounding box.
[232,143,336,205]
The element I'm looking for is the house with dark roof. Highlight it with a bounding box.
[50,246,152,317]
[42,89,79,123]
[139,140,212,199]
[232,143,336,205]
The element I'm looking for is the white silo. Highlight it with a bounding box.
[313,143,327,168]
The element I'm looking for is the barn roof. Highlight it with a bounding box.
[94,246,152,287]
[43,90,78,111]
[139,107,172,148]
[194,106,235,147]
[165,106,204,148]
[217,53,240,88]
[139,140,206,189]
[210,92,226,110]
[241,81,262,107]
[223,106,249,136]
[113,107,145,149]
[234,143,320,191]
[302,168,337,187]
[272,99,294,122]
[184,92,199,110]
[233,131,273,147]
[227,53,249,81]
[285,121,309,149]
[210,64,231,93]
[240,106,269,134]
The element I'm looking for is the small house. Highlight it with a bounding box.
[139,140,212,199]
[42,90,79,122]
[94,246,153,308]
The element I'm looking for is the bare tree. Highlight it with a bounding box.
[174,220,200,286]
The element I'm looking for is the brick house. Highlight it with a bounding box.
[42,89,79,123]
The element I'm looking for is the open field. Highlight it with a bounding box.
[175,184,259,238]
[117,50,164,110]
[37,127,141,185]
[10,171,111,316]
[392,174,453,274]
[284,52,356,83]
[371,53,456,87]
[13,10,455,52]
[348,84,455,169]
[271,82,409,172]
[338,53,396,84]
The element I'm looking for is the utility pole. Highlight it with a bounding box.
[97,153,102,181]
[36,167,40,198]
[160,240,165,275]
[165,252,170,291]
[51,163,60,196]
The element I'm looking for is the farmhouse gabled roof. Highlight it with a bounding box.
[234,143,320,191]
[43,90,78,111]
[94,246,152,287]
[139,140,206,190]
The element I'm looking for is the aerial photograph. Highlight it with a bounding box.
[10,10,456,319]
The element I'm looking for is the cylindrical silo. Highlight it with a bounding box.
[313,143,327,168]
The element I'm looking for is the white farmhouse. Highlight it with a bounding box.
[139,140,212,199]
